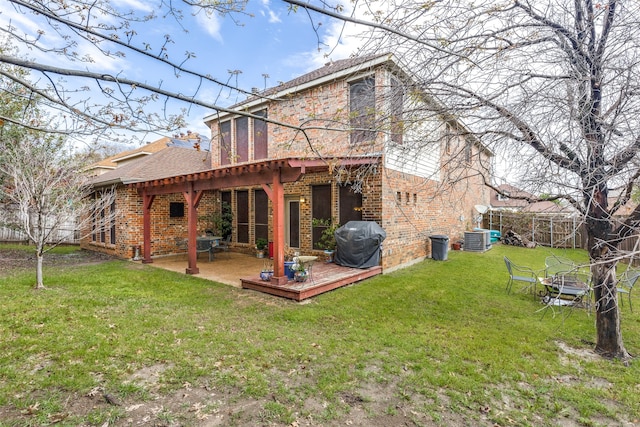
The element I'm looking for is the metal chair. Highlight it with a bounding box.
[504,256,541,297]
[213,235,231,258]
[545,256,576,278]
[617,270,640,312]
[196,238,214,262]
[175,237,187,249]
[175,237,188,259]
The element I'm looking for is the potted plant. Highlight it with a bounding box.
[259,260,274,281]
[313,218,339,262]
[255,238,268,258]
[293,262,308,282]
[283,244,296,279]
[200,201,233,239]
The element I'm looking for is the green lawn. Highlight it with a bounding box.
[0,243,638,426]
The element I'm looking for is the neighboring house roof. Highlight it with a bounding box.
[91,147,211,187]
[490,184,570,214]
[490,184,532,209]
[86,132,210,176]
[521,201,569,214]
[608,189,638,217]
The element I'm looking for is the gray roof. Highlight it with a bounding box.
[91,147,211,187]
[231,53,393,109]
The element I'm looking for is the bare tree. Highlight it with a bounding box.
[0,134,115,289]
[0,0,317,146]
[286,0,640,359]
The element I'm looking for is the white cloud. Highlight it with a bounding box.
[194,11,223,43]
[268,10,282,24]
[299,1,371,70]
[0,5,125,72]
[258,0,281,24]
[110,0,154,13]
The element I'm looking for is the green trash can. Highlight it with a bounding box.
[429,235,449,261]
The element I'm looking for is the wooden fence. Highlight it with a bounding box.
[0,223,80,244]
[483,210,587,249]
[484,210,640,260]
[0,205,79,244]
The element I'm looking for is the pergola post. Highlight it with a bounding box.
[185,182,204,274]
[264,168,288,285]
[142,191,155,264]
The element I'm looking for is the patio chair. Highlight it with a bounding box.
[196,238,214,262]
[504,256,541,297]
[175,237,187,250]
[545,256,575,278]
[213,235,231,258]
[175,237,188,259]
[617,270,640,312]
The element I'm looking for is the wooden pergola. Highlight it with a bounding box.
[128,157,378,285]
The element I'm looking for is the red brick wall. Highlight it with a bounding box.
[83,154,487,271]
[87,65,492,273]
[379,148,491,271]
[81,186,217,259]
[208,71,387,164]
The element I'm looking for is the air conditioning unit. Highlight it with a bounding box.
[464,231,488,252]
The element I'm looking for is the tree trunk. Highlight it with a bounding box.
[35,252,45,290]
[587,190,630,359]
[592,263,628,358]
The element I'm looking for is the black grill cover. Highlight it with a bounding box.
[334,221,386,268]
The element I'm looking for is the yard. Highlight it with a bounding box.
[0,243,639,426]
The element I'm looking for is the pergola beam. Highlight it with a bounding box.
[131,157,380,276]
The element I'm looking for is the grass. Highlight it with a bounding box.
[1,243,639,426]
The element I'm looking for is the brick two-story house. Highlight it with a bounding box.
[84,53,492,283]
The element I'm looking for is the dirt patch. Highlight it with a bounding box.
[0,247,115,276]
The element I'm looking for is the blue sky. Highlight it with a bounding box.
[1,0,365,143]
[166,0,362,135]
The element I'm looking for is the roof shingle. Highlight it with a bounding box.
[91,147,211,186]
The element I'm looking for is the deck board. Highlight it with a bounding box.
[241,261,382,301]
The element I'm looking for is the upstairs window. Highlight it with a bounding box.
[464,139,473,164]
[235,116,249,163]
[253,110,268,160]
[390,76,404,145]
[349,76,376,144]
[220,121,232,165]
[217,110,268,165]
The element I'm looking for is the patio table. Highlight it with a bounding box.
[195,236,221,261]
[539,276,591,307]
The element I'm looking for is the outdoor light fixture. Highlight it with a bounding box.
[299,196,306,203]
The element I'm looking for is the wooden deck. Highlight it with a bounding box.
[149,253,382,301]
[241,261,382,301]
